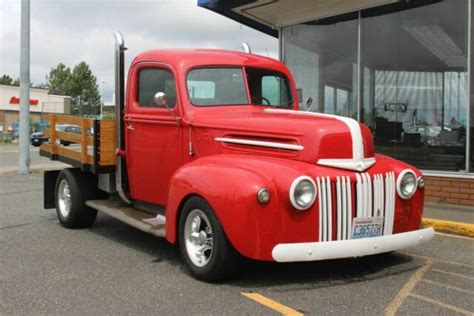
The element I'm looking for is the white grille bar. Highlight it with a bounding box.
[384,172,396,235]
[317,176,333,242]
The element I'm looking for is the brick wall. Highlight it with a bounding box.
[424,176,474,206]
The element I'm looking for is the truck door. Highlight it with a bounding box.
[124,63,182,205]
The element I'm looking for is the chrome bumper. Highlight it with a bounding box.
[272,228,435,262]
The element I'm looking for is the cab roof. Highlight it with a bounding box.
[131,49,287,72]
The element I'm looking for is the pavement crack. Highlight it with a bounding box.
[0,219,56,230]
[0,189,42,196]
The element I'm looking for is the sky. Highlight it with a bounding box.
[0,0,277,101]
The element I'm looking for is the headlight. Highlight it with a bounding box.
[396,169,417,199]
[289,176,316,210]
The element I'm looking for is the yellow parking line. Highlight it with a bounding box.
[435,232,474,240]
[409,293,473,315]
[401,252,474,269]
[384,260,434,316]
[242,292,304,316]
[431,269,474,280]
[420,279,474,295]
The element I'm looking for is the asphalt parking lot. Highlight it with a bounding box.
[1,171,473,315]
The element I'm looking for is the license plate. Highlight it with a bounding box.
[33,139,38,142]
[351,217,384,239]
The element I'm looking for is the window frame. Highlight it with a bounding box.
[136,67,177,109]
[128,61,181,117]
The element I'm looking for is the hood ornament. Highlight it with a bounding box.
[317,157,376,172]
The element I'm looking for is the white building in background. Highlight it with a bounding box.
[0,84,71,132]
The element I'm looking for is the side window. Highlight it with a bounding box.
[138,68,176,108]
[262,76,282,105]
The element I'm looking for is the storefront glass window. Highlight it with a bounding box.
[282,15,358,117]
[361,0,469,171]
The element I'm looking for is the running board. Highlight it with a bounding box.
[86,199,166,237]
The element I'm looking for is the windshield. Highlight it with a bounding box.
[186,67,293,107]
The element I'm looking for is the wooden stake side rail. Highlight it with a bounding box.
[40,114,116,174]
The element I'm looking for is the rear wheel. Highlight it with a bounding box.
[55,168,99,228]
[179,197,239,282]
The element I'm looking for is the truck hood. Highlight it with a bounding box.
[191,107,375,172]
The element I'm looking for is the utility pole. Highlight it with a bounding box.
[18,0,30,174]
[100,79,106,118]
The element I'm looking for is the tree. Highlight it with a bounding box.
[0,74,14,85]
[46,61,100,116]
[45,63,72,95]
[69,62,101,116]
[0,74,26,86]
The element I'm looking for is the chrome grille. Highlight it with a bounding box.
[316,172,396,242]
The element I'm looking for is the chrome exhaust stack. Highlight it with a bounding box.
[114,31,131,204]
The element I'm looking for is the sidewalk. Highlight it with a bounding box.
[423,202,474,237]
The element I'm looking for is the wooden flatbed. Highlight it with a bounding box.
[40,114,116,174]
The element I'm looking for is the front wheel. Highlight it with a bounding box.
[179,197,239,282]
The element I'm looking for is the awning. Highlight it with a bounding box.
[198,0,398,36]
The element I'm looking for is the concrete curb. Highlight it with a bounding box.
[0,164,66,175]
[422,218,474,238]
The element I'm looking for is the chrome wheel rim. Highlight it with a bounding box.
[184,209,213,267]
[58,179,71,218]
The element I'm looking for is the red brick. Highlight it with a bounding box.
[452,178,474,184]
[426,180,448,186]
[425,185,441,191]
[459,199,474,206]
[445,198,460,204]
[450,193,469,199]
[450,182,470,188]
[460,188,474,194]
[425,196,439,202]
[435,191,452,198]
[441,187,459,193]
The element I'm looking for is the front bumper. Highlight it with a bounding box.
[272,227,434,262]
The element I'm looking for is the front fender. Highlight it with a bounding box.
[165,154,305,260]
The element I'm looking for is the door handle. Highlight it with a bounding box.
[127,124,135,130]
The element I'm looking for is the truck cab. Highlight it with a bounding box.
[124,49,296,205]
[42,33,434,282]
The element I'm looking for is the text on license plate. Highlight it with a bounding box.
[351,217,384,239]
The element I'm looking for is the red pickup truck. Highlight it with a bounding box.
[41,32,434,282]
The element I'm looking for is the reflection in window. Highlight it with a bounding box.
[283,16,358,116]
[361,0,468,171]
[138,68,176,108]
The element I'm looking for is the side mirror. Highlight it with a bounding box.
[154,92,168,107]
[153,91,181,126]
[305,97,314,112]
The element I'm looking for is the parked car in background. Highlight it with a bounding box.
[31,131,49,147]
[30,124,82,147]
[60,125,81,146]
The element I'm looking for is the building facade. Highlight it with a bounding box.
[0,84,71,133]
[199,0,474,206]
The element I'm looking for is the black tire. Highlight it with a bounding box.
[55,168,99,228]
[62,141,70,146]
[178,196,240,282]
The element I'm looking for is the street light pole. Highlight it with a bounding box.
[100,79,106,118]
[18,0,30,174]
